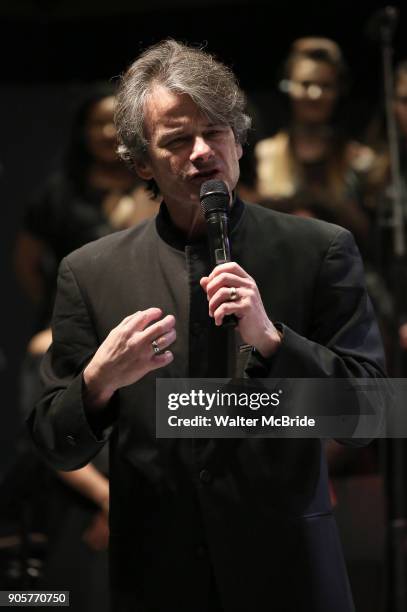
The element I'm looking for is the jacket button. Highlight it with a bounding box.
[199,469,212,484]
[66,435,76,446]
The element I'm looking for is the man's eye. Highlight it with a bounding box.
[167,136,188,147]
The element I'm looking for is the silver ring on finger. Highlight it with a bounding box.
[229,286,239,301]
[151,339,161,355]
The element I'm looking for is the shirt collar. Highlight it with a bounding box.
[155,195,245,251]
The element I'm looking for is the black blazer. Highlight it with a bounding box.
[29,200,385,612]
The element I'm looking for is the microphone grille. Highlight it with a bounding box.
[200,180,230,218]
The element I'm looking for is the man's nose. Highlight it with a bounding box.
[190,136,214,162]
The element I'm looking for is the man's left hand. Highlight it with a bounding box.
[200,262,282,358]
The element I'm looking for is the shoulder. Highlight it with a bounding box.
[234,202,363,315]
[254,132,289,160]
[240,200,348,249]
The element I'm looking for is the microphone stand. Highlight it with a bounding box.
[375,7,407,612]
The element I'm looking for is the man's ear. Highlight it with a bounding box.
[134,157,154,181]
[236,142,243,160]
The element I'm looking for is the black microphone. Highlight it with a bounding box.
[200,179,237,328]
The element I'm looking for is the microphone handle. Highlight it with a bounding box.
[222,313,238,328]
[206,213,238,328]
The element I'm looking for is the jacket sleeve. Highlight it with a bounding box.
[27,257,116,471]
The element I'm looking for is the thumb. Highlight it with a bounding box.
[200,276,209,291]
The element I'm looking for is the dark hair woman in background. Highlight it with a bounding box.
[15,82,158,330]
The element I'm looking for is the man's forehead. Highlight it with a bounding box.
[143,85,208,132]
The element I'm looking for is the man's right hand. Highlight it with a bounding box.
[83,307,176,410]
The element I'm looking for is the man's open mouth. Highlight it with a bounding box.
[189,169,220,181]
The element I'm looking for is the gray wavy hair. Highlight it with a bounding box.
[115,39,251,169]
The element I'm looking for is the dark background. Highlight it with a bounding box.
[1,0,406,470]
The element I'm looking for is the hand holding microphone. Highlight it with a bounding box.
[199,180,282,357]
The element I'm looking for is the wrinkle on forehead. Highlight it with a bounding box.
[143,84,211,139]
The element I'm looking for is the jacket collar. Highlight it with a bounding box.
[155,195,245,251]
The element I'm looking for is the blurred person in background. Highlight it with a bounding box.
[15,82,159,331]
[392,61,407,368]
[366,60,407,372]
[9,84,160,610]
[254,37,377,257]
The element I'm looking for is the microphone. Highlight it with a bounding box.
[200,180,237,328]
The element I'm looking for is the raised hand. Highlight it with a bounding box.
[83,307,176,409]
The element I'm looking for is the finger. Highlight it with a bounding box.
[126,308,163,332]
[213,301,244,326]
[150,350,174,369]
[206,273,252,300]
[200,276,209,292]
[208,261,248,281]
[142,314,176,343]
[150,328,177,352]
[208,286,244,317]
[116,311,141,327]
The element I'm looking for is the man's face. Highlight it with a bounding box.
[135,85,242,212]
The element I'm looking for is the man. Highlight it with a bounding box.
[29,40,385,611]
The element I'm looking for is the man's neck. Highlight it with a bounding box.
[155,195,243,252]
[165,200,207,240]
[164,194,236,240]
